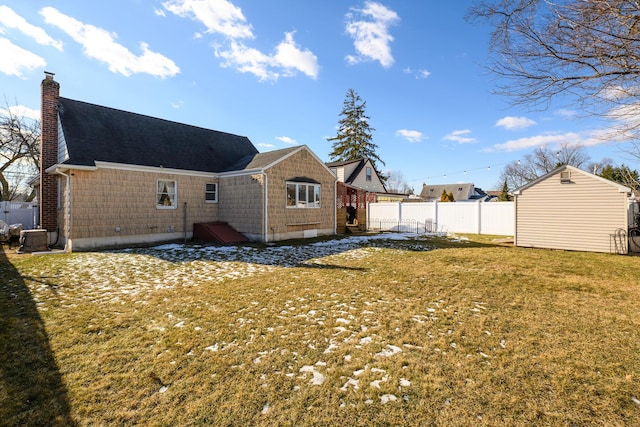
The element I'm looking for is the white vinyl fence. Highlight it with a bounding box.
[367,201,515,236]
[1,201,37,230]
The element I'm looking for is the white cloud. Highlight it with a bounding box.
[443,129,476,144]
[276,136,297,145]
[215,32,318,82]
[396,129,424,143]
[257,142,275,149]
[0,38,46,77]
[403,66,430,79]
[556,108,578,118]
[215,40,271,80]
[154,8,166,17]
[492,133,578,151]
[40,7,180,78]
[495,116,536,130]
[1,104,40,121]
[417,69,431,79]
[162,0,253,39]
[490,130,617,152]
[0,6,63,50]
[345,1,399,68]
[273,32,319,79]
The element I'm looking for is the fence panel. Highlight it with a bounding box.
[401,202,435,224]
[1,202,37,230]
[480,202,515,235]
[367,201,514,236]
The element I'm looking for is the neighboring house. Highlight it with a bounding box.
[513,165,635,254]
[327,158,387,193]
[39,72,336,251]
[419,183,488,202]
[327,158,383,231]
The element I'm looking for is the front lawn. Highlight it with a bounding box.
[1,234,639,426]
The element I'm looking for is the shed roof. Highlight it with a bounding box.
[512,165,631,195]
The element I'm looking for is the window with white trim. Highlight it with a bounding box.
[157,179,177,209]
[287,182,321,208]
[366,167,372,182]
[205,183,218,203]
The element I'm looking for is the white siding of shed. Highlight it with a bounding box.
[515,168,628,253]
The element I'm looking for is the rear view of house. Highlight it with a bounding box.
[39,72,335,251]
[513,165,633,253]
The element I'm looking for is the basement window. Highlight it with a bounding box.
[157,179,177,209]
[205,183,218,203]
[287,181,321,208]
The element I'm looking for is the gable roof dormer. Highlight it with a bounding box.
[326,158,387,192]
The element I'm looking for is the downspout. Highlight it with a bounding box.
[513,196,518,247]
[56,169,71,252]
[334,179,337,235]
[263,172,269,243]
[183,202,187,243]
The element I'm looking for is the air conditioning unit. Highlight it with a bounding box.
[18,229,49,253]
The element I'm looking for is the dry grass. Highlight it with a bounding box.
[1,235,640,426]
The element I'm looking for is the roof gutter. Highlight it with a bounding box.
[45,164,97,174]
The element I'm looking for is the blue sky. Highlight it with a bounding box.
[0,0,627,190]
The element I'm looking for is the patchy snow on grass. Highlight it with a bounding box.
[22,232,489,407]
[26,233,438,305]
[299,365,326,385]
[375,345,402,358]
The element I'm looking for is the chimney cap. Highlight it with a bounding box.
[44,71,55,79]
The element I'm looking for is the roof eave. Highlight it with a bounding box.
[45,163,98,174]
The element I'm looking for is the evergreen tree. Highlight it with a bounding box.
[447,192,455,202]
[599,164,640,190]
[498,180,511,201]
[440,189,449,202]
[327,89,385,178]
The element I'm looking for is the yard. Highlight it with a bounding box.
[1,233,639,426]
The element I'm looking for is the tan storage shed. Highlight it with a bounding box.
[513,165,633,254]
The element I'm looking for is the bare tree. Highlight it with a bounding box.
[586,157,614,175]
[468,0,640,144]
[0,102,40,201]
[498,143,590,190]
[385,170,414,194]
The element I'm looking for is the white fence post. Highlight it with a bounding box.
[433,200,438,231]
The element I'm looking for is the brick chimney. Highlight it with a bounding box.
[40,71,60,231]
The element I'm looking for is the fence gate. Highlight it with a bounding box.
[1,201,37,230]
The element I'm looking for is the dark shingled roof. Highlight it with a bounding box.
[57,97,258,173]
